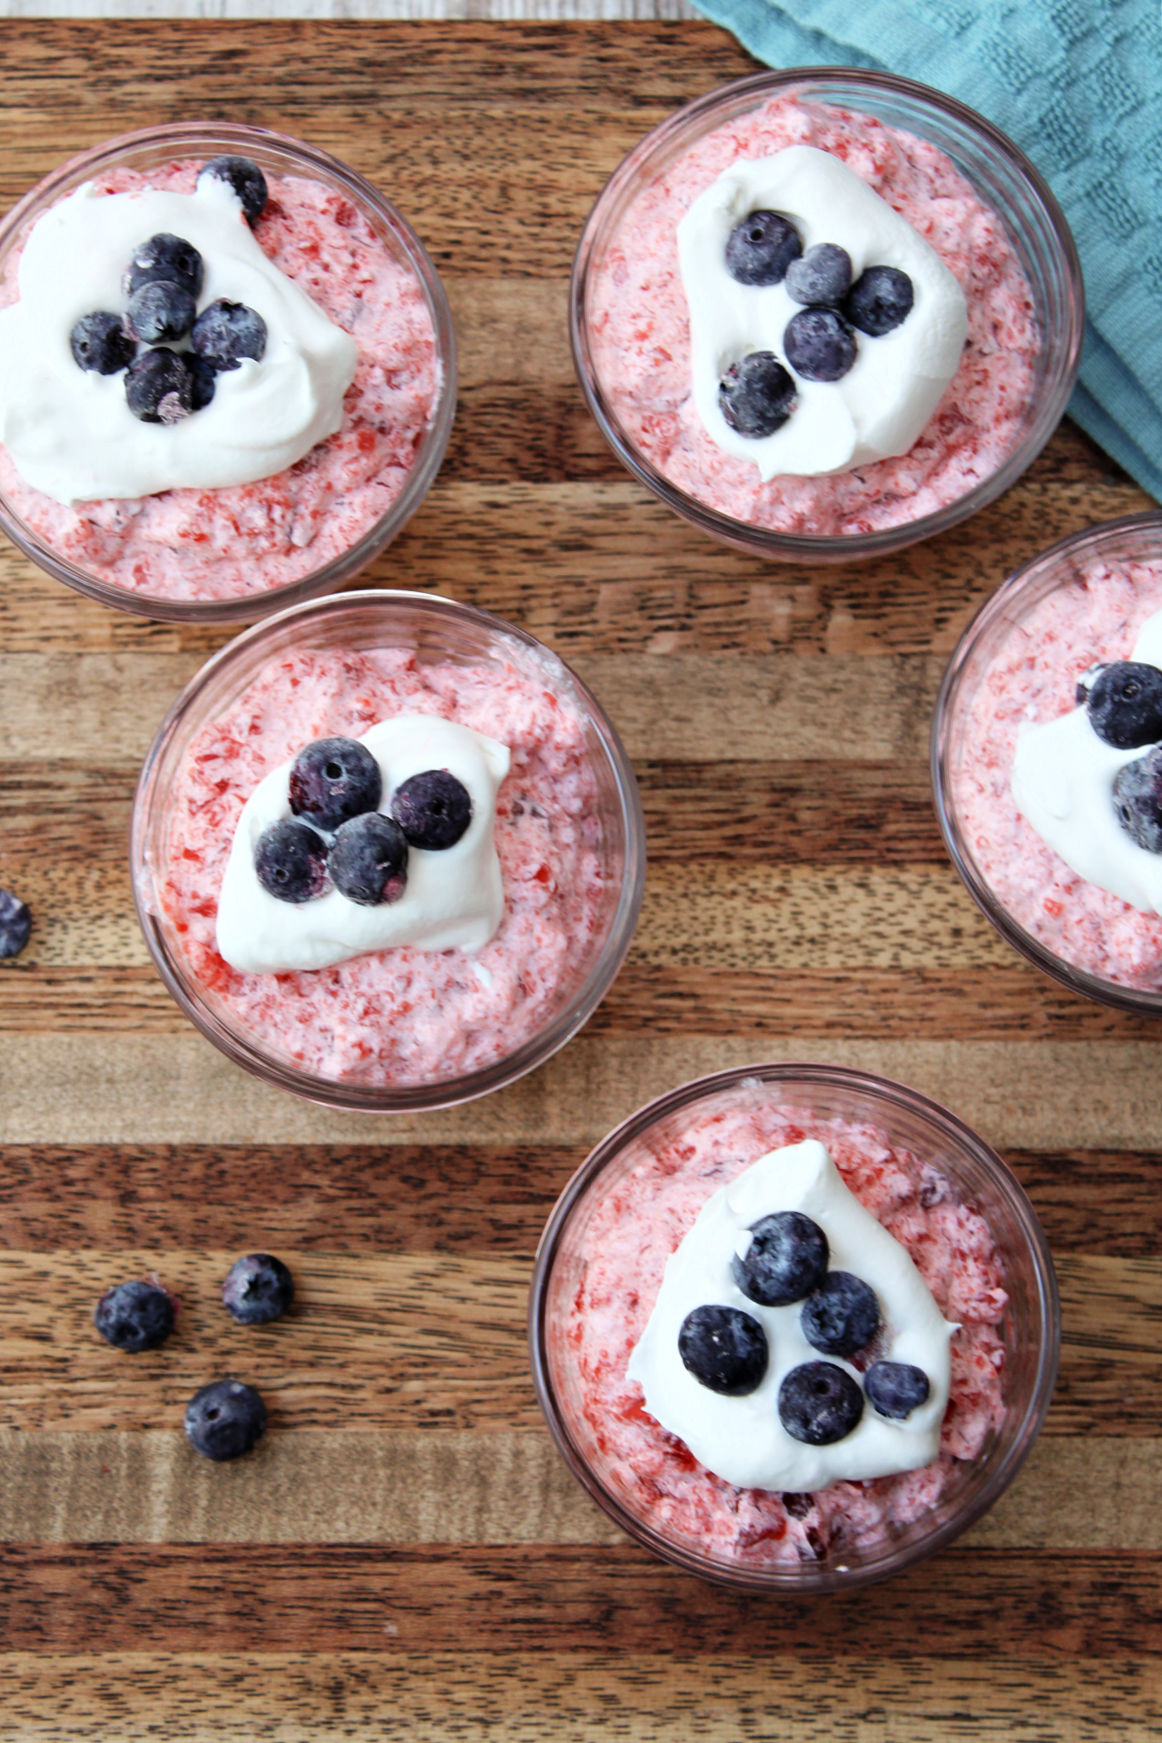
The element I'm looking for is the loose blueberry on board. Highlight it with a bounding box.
[1085,661,1162,749]
[124,348,194,424]
[191,299,268,371]
[391,770,474,851]
[718,351,796,439]
[197,155,270,226]
[289,738,383,833]
[783,308,858,383]
[724,209,802,287]
[865,1360,931,1420]
[1113,746,1162,852]
[93,1279,175,1352]
[254,818,331,904]
[222,1253,295,1326]
[124,233,204,300]
[127,279,198,346]
[845,265,915,336]
[677,1304,769,1396]
[330,811,410,906]
[778,1360,864,1445]
[0,889,32,959]
[70,310,136,375]
[800,1271,880,1357]
[187,352,218,412]
[184,1378,267,1461]
[732,1210,829,1307]
[785,243,853,308]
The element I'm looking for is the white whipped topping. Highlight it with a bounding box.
[677,145,968,480]
[216,715,510,974]
[1012,610,1162,914]
[628,1140,955,1492]
[0,176,357,504]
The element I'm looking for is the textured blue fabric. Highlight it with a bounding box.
[687,0,1162,500]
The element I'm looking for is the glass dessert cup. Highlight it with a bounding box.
[571,67,1083,564]
[530,1062,1058,1593]
[0,122,456,625]
[131,589,645,1112]
[933,511,1162,1012]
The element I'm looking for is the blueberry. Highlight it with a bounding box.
[124,233,204,299]
[94,1279,175,1352]
[678,1304,768,1396]
[330,811,409,906]
[288,737,382,832]
[184,1378,266,1462]
[124,348,194,424]
[1113,746,1162,852]
[845,265,914,336]
[800,1271,880,1358]
[718,352,796,439]
[1085,661,1162,749]
[1075,662,1108,705]
[70,310,135,375]
[222,1253,295,1325]
[783,308,858,382]
[864,1360,931,1420]
[191,300,268,372]
[778,1360,864,1445]
[391,770,473,850]
[732,1210,828,1307]
[0,889,31,959]
[785,243,853,308]
[187,352,218,412]
[197,155,269,225]
[126,279,197,345]
[724,210,802,287]
[254,818,330,904]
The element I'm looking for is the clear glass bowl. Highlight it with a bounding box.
[530,1063,1058,1592]
[571,67,1083,563]
[0,122,456,624]
[131,589,645,1111]
[933,510,1162,1011]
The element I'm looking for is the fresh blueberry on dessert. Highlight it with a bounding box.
[778,1360,864,1445]
[222,1253,295,1325]
[785,242,852,307]
[187,352,218,411]
[391,769,473,850]
[289,737,383,832]
[94,1279,175,1352]
[845,264,914,336]
[124,348,194,424]
[1113,746,1162,851]
[254,818,331,904]
[70,310,135,375]
[124,232,204,300]
[1085,661,1162,749]
[0,889,32,958]
[1075,661,1108,705]
[127,278,198,346]
[718,351,796,438]
[191,299,268,371]
[731,1209,828,1307]
[184,1378,267,1461]
[197,155,270,226]
[865,1360,931,1420]
[678,1304,768,1396]
[330,811,409,905]
[783,307,858,382]
[724,209,802,286]
[800,1271,880,1357]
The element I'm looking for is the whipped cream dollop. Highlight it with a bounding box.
[1012,610,1162,913]
[677,146,968,480]
[628,1139,955,1492]
[216,715,510,974]
[0,176,357,504]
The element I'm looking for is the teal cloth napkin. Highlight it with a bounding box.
[687,0,1162,501]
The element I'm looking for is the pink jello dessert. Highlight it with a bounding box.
[532,1066,1058,1590]
[0,125,454,620]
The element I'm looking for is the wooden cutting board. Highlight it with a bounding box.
[0,19,1158,1741]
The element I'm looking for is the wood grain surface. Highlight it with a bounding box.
[0,18,1159,1741]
